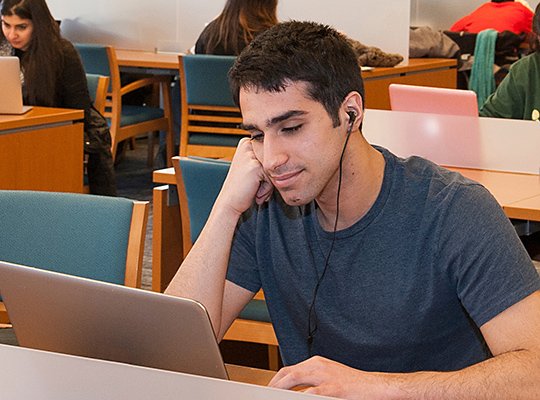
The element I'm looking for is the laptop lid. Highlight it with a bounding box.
[389,84,478,117]
[0,261,228,380]
[0,57,32,115]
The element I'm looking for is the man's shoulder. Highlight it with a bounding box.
[389,153,494,213]
[510,52,540,72]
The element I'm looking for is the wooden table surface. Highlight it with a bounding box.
[0,106,83,131]
[116,49,181,70]
[361,58,457,79]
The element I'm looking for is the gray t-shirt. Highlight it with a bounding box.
[227,147,540,372]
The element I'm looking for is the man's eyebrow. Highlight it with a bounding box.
[239,110,307,131]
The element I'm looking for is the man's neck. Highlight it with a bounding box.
[316,138,385,232]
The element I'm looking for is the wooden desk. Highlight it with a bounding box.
[448,168,540,212]
[2,344,319,399]
[226,363,276,386]
[362,58,457,110]
[505,195,540,221]
[0,107,84,193]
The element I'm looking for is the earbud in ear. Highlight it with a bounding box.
[347,111,356,124]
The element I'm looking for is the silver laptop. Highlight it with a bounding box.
[0,261,228,379]
[0,57,32,114]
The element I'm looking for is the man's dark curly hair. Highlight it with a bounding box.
[228,20,365,128]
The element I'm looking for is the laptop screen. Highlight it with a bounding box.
[0,57,32,115]
[0,261,228,379]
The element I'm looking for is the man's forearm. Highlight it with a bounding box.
[271,349,540,399]
[164,203,241,336]
[392,349,540,399]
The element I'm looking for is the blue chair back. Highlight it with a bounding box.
[0,191,135,301]
[74,44,113,94]
[174,158,272,326]
[86,73,103,103]
[182,55,237,107]
[178,157,231,243]
[74,43,111,77]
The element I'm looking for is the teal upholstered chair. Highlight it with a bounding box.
[74,44,174,166]
[171,156,279,370]
[0,190,149,324]
[178,55,248,158]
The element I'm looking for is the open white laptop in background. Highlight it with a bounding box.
[0,261,228,379]
[0,57,33,114]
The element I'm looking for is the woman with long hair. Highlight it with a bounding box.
[479,2,540,121]
[195,0,278,55]
[1,0,116,195]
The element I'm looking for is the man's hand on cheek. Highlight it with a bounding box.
[217,138,274,215]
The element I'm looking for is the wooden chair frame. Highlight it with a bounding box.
[0,200,149,324]
[104,46,174,165]
[172,156,279,370]
[93,75,109,115]
[178,55,247,159]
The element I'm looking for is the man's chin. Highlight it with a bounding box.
[277,188,312,207]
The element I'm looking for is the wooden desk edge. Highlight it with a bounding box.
[362,58,457,78]
[0,107,84,131]
[226,363,276,386]
[116,49,182,70]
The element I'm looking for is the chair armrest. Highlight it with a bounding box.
[120,75,171,97]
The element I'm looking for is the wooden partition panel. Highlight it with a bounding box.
[0,108,84,193]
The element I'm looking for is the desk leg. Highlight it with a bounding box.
[152,185,183,292]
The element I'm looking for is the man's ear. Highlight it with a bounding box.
[341,91,363,130]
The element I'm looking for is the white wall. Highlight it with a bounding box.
[410,0,539,31]
[46,0,410,61]
[278,0,409,60]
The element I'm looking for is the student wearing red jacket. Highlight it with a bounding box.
[450,0,533,35]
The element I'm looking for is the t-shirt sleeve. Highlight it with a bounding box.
[438,183,540,327]
[226,207,263,293]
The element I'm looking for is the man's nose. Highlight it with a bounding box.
[262,136,288,172]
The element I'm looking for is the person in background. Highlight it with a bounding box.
[166,21,540,398]
[450,0,533,35]
[153,0,279,168]
[0,0,116,195]
[195,0,278,55]
[480,2,540,120]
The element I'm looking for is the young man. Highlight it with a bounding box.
[165,21,540,398]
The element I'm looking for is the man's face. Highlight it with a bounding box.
[239,81,348,206]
